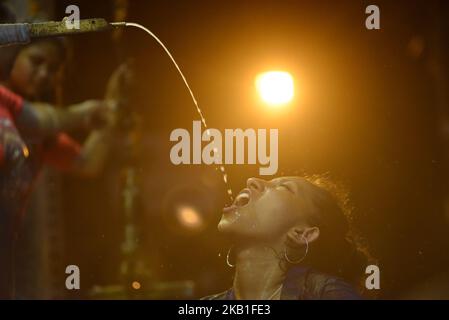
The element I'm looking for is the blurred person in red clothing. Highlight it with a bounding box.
[0,31,129,298]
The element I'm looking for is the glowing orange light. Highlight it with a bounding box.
[255,71,295,107]
[176,205,203,229]
[23,146,29,158]
[132,281,141,290]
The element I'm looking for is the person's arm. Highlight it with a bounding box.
[68,62,132,176]
[43,100,117,177]
[43,130,114,178]
[17,100,110,138]
[42,62,130,176]
[0,85,109,138]
[73,127,115,177]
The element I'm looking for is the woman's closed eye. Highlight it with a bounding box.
[278,183,295,194]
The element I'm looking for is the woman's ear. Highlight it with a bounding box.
[285,226,320,249]
[302,227,320,244]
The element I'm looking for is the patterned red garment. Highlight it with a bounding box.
[0,85,81,298]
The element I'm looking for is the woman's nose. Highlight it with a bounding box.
[247,177,267,193]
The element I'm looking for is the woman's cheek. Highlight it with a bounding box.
[12,65,33,92]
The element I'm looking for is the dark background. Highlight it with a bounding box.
[15,0,449,299]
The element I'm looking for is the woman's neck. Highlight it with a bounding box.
[233,244,286,300]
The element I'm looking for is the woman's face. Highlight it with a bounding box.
[218,176,315,242]
[8,41,63,100]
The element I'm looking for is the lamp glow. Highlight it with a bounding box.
[176,205,203,229]
[256,71,294,106]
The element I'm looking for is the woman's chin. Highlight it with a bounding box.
[217,217,232,232]
[217,213,240,233]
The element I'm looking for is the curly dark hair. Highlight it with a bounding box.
[300,174,376,293]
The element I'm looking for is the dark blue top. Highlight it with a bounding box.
[203,266,362,300]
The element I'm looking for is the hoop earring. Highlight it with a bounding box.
[226,246,235,268]
[284,235,309,264]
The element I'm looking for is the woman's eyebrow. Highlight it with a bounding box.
[273,176,292,182]
[270,178,299,190]
[289,179,304,194]
[279,178,295,184]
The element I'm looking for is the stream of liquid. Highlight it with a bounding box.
[125,22,234,202]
